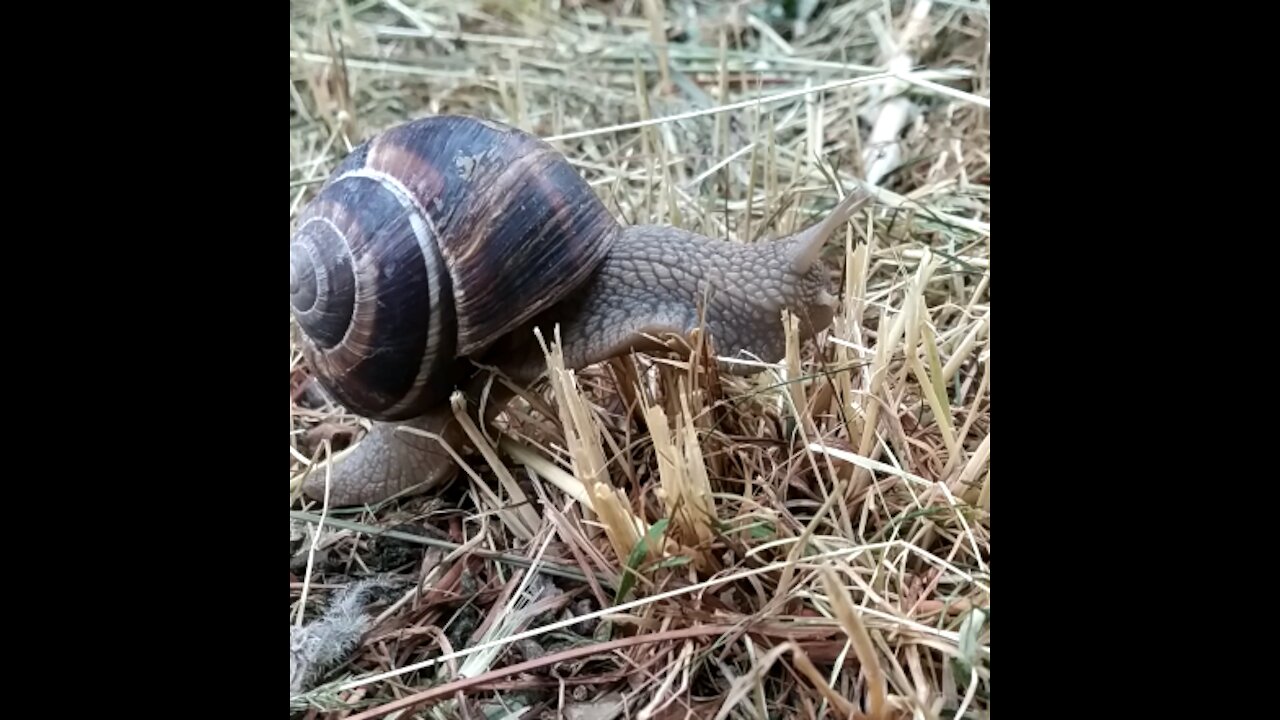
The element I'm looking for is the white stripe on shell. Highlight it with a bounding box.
[337,167,447,417]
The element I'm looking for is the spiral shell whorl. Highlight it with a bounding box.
[289,218,356,350]
[289,147,459,421]
[289,115,619,420]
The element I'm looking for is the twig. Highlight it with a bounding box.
[288,511,608,587]
[547,73,898,142]
[295,440,333,628]
[340,625,750,720]
[323,540,978,698]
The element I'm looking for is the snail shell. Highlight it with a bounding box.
[289,116,619,421]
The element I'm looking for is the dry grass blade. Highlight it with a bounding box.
[950,433,990,504]
[451,391,539,542]
[315,538,978,702]
[863,0,936,186]
[294,439,332,629]
[643,383,716,570]
[787,643,861,718]
[821,565,890,719]
[340,625,740,720]
[713,642,795,720]
[538,326,648,563]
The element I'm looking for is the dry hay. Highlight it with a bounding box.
[290,1,990,718]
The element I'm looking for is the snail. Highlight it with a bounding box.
[290,114,869,507]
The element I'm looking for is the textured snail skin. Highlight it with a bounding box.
[293,115,868,507]
[300,373,515,506]
[487,222,842,382]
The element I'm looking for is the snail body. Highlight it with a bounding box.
[290,114,868,506]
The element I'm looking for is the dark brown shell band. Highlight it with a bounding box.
[291,171,458,420]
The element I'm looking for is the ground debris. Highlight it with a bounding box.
[289,577,402,696]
